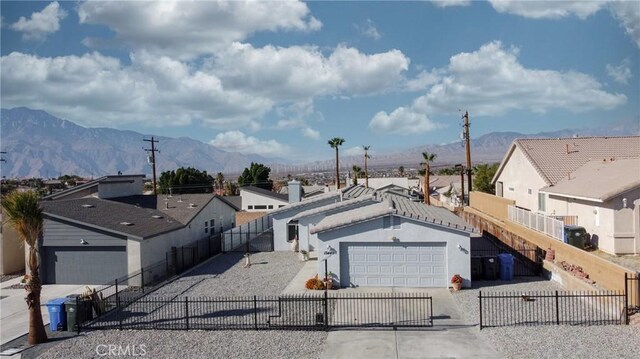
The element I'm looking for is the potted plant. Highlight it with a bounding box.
[300,249,309,261]
[451,274,463,291]
[324,272,334,290]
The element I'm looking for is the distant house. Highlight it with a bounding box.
[239,186,289,212]
[272,184,474,288]
[39,175,238,284]
[492,136,640,254]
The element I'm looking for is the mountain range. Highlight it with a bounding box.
[1,107,638,178]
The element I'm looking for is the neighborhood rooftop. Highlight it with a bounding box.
[493,136,640,186]
[240,185,289,201]
[540,158,640,202]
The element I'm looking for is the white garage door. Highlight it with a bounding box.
[340,242,447,287]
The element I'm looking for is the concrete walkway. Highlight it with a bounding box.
[281,259,318,294]
[0,276,86,346]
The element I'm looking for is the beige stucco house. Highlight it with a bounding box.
[492,136,640,255]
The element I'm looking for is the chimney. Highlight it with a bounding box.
[288,180,301,203]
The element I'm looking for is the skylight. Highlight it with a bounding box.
[119,222,133,226]
[81,204,95,208]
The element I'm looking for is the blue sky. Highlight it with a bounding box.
[1,1,638,162]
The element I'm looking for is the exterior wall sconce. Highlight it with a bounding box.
[80,239,88,245]
[622,198,627,208]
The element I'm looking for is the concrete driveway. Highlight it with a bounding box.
[320,287,501,359]
[0,277,86,345]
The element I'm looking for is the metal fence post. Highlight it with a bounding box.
[624,273,629,325]
[76,295,81,334]
[141,267,145,293]
[478,291,483,330]
[555,291,560,325]
[115,278,123,330]
[185,297,190,330]
[254,295,258,330]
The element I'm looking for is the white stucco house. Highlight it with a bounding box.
[39,175,238,284]
[492,136,640,254]
[272,184,475,288]
[239,186,289,212]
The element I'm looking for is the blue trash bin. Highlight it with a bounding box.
[45,298,67,331]
[497,253,514,281]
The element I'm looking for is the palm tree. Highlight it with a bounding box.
[363,145,370,188]
[2,191,47,344]
[419,151,437,205]
[215,172,224,194]
[398,166,405,177]
[352,165,362,185]
[328,137,345,189]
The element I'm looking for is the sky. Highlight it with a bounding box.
[1,0,638,162]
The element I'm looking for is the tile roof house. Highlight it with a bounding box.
[272,184,475,288]
[492,136,640,254]
[39,176,238,284]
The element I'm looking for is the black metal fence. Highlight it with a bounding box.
[625,272,640,323]
[479,290,626,329]
[223,230,274,253]
[79,293,432,332]
[472,233,543,277]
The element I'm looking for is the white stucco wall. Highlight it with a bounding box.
[312,215,471,288]
[239,189,288,212]
[495,148,547,212]
[132,197,237,269]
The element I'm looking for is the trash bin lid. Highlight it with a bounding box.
[497,253,514,264]
[46,298,68,306]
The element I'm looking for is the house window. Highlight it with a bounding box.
[248,205,254,210]
[508,187,514,192]
[538,193,546,212]
[205,221,209,233]
[268,205,273,209]
[528,189,532,195]
[279,205,285,208]
[254,205,267,210]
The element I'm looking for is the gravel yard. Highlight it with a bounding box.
[32,251,327,359]
[590,250,640,273]
[453,277,640,358]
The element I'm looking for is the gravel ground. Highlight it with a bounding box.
[33,252,322,359]
[452,277,640,358]
[150,251,304,298]
[590,250,640,273]
[35,330,327,359]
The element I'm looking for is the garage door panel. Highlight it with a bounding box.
[44,246,126,284]
[341,242,447,288]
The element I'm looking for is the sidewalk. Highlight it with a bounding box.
[281,259,318,294]
[1,276,86,346]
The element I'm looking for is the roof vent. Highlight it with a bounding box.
[81,204,95,208]
[188,203,196,208]
[120,222,133,226]
[152,215,163,219]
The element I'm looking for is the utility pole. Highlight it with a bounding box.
[455,164,464,206]
[363,145,370,188]
[463,111,472,204]
[144,137,159,195]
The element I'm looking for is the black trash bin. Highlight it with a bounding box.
[66,294,93,326]
[482,256,499,280]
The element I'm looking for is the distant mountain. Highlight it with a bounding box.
[0,108,277,178]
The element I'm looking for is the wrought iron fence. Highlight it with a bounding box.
[479,290,626,329]
[508,205,564,241]
[79,292,432,332]
[222,214,273,252]
[625,272,640,323]
[472,233,543,277]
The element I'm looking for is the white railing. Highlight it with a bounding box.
[222,214,273,251]
[508,205,564,241]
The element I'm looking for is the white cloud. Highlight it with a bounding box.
[369,106,441,135]
[10,1,67,41]
[301,127,321,139]
[405,69,442,91]
[209,131,289,156]
[356,19,381,40]
[609,1,640,47]
[606,59,633,84]
[78,0,321,60]
[343,146,366,157]
[488,0,607,20]
[370,41,626,134]
[430,0,471,8]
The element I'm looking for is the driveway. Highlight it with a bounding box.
[321,287,501,359]
[0,276,86,346]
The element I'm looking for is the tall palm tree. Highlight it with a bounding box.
[328,137,345,189]
[2,191,47,344]
[398,166,405,177]
[215,172,224,194]
[363,145,370,188]
[419,151,437,205]
[352,165,362,185]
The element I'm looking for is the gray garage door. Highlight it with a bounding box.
[43,246,127,284]
[340,242,447,287]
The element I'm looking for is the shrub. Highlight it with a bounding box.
[305,274,325,290]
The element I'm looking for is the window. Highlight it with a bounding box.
[508,187,514,192]
[254,205,267,210]
[287,221,299,242]
[528,189,532,195]
[205,221,209,233]
[248,205,254,210]
[279,205,285,208]
[268,205,273,209]
[538,193,546,212]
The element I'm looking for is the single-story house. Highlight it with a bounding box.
[492,136,640,254]
[272,184,475,288]
[239,186,289,212]
[39,175,238,284]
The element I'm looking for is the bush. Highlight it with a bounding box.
[305,274,325,290]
